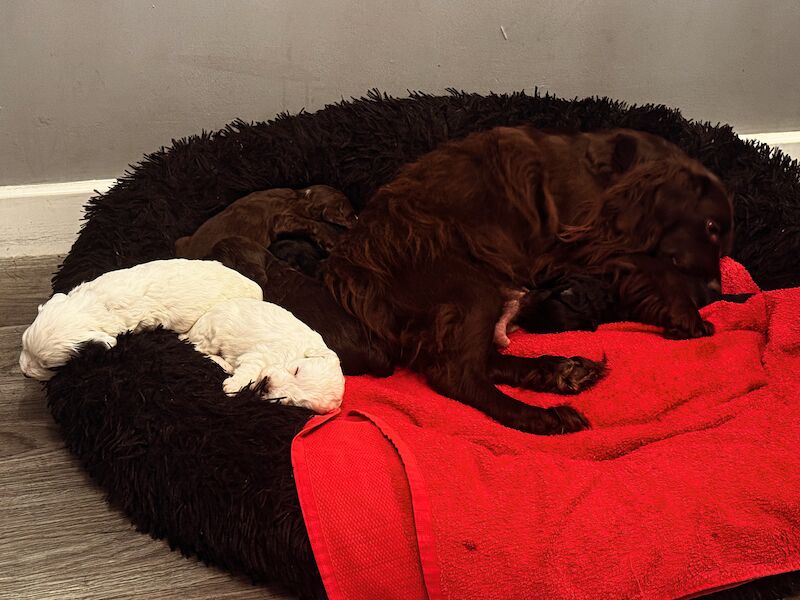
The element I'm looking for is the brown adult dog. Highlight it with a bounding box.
[324,127,732,435]
[174,185,357,259]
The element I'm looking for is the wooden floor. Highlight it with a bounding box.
[0,256,292,600]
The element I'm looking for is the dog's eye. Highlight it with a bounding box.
[294,367,300,376]
[705,219,721,243]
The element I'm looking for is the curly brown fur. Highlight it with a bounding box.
[325,126,732,434]
[174,185,356,259]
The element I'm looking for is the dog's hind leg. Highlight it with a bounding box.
[425,361,590,434]
[414,298,590,435]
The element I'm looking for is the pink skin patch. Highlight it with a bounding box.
[494,289,525,348]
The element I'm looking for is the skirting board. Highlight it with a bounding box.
[0,132,797,259]
[0,179,114,258]
[739,130,800,162]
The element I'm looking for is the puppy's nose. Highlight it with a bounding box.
[707,279,721,292]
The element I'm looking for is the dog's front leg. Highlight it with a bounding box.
[615,255,714,339]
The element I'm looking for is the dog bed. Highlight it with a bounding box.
[48,90,800,599]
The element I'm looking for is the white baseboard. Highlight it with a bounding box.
[0,130,797,259]
[737,130,800,145]
[0,179,114,258]
[738,131,800,161]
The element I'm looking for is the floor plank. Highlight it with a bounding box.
[0,254,62,327]
[0,256,292,600]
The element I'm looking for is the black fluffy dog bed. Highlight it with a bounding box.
[48,90,800,599]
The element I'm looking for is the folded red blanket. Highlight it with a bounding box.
[292,259,800,599]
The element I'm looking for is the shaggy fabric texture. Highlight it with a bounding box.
[48,90,800,599]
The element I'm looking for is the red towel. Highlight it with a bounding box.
[292,259,800,600]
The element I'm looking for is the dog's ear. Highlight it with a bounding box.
[606,174,667,251]
[585,132,639,178]
[610,133,639,173]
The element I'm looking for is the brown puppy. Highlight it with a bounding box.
[206,236,395,377]
[174,185,357,259]
[324,126,732,435]
[503,260,726,341]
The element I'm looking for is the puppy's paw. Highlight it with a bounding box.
[89,331,118,350]
[207,354,234,374]
[223,374,253,396]
[554,356,607,393]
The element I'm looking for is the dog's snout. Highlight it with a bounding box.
[707,278,721,292]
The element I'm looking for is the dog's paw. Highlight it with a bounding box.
[546,405,591,434]
[664,313,715,339]
[554,356,607,393]
[518,405,590,435]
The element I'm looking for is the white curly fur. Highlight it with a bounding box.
[181,297,345,414]
[19,259,262,381]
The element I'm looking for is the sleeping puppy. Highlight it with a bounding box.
[207,236,395,377]
[496,263,755,343]
[175,185,357,259]
[268,236,327,278]
[497,267,709,343]
[19,259,262,380]
[181,297,345,414]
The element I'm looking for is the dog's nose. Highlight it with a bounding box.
[707,279,721,292]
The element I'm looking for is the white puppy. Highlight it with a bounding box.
[182,297,345,414]
[20,259,262,380]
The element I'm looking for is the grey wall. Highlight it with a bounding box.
[1,0,798,186]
